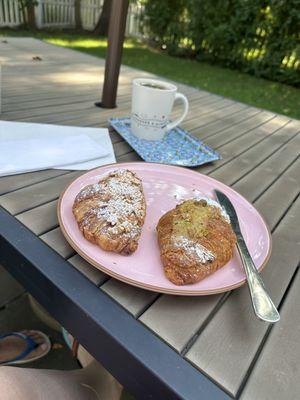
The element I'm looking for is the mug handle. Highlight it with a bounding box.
[165,92,189,132]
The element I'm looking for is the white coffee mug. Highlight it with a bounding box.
[131,78,189,140]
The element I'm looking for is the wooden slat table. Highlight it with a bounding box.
[0,38,299,399]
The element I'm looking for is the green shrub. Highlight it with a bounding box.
[142,0,300,86]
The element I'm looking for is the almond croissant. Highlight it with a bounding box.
[73,169,146,255]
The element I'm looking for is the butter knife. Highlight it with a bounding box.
[214,190,280,323]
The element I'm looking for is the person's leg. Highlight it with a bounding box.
[0,366,97,400]
[66,339,123,400]
[72,359,123,400]
[77,345,123,399]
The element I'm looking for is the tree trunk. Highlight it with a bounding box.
[27,3,37,30]
[74,0,82,30]
[93,0,112,36]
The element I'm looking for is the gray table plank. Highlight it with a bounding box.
[255,159,300,228]
[213,111,288,150]
[0,171,80,215]
[183,103,249,135]
[117,152,142,163]
[16,199,58,235]
[68,254,107,286]
[191,107,262,137]
[186,102,248,127]
[40,227,75,259]
[101,280,159,318]
[273,194,300,243]
[198,109,272,149]
[210,120,299,185]
[175,99,237,125]
[241,271,300,400]
[140,294,225,352]
[0,169,69,195]
[233,134,300,201]
[185,198,300,397]
[200,115,290,176]
[114,140,133,158]
[205,111,278,149]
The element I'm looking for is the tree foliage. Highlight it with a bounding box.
[143,0,300,86]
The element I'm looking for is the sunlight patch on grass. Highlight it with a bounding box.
[47,38,107,48]
[46,37,139,49]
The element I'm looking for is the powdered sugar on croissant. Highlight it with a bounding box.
[73,169,146,255]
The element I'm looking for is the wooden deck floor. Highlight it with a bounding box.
[0,38,299,399]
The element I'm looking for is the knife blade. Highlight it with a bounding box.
[214,189,280,323]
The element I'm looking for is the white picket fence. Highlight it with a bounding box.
[0,0,25,27]
[0,0,143,37]
[40,0,75,27]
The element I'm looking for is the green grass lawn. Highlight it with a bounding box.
[1,29,299,119]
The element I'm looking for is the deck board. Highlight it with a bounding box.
[233,134,300,201]
[210,123,299,185]
[254,159,300,228]
[240,270,300,400]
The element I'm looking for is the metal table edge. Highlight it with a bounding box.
[0,206,230,400]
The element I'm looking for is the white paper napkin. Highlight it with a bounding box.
[56,128,116,170]
[0,121,116,176]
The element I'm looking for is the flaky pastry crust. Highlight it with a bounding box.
[73,169,146,255]
[156,198,236,285]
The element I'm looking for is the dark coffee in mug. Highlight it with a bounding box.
[140,82,168,90]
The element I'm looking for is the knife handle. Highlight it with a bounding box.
[236,237,280,323]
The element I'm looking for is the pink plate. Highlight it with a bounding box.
[58,162,272,296]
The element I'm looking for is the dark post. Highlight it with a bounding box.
[96,0,129,109]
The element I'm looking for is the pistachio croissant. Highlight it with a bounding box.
[156,198,236,285]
